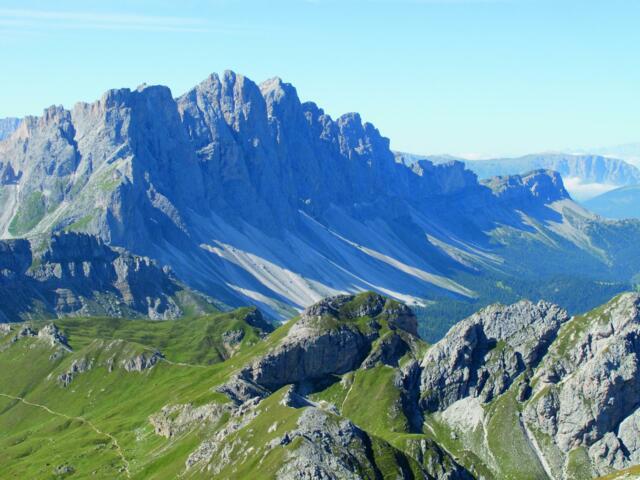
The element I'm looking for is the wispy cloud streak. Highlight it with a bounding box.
[304,0,510,4]
[0,8,231,33]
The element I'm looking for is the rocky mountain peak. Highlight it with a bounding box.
[301,292,386,320]
[180,70,268,135]
[219,292,421,404]
[41,105,70,125]
[259,76,303,127]
[522,292,640,474]
[335,112,391,161]
[420,299,569,411]
[299,292,417,336]
[522,169,570,201]
[411,159,479,195]
[259,76,297,103]
[483,168,570,204]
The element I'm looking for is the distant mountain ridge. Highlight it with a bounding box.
[584,185,640,219]
[581,142,640,167]
[1,71,640,323]
[465,153,640,188]
[396,151,640,198]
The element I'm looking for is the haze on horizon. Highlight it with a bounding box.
[0,0,638,158]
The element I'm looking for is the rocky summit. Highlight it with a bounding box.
[0,291,637,478]
[1,72,639,323]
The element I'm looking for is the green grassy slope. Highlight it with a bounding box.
[0,294,442,479]
[4,291,633,479]
[0,308,278,479]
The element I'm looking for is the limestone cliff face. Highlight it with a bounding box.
[460,153,640,186]
[0,239,32,276]
[482,169,570,205]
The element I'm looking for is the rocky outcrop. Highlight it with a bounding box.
[361,331,411,369]
[420,300,569,412]
[16,325,37,338]
[245,324,371,391]
[411,293,640,477]
[219,293,420,404]
[37,323,71,351]
[0,232,215,321]
[121,350,164,372]
[403,437,475,480]
[482,169,570,205]
[410,160,479,196]
[6,323,71,352]
[274,409,386,480]
[242,308,274,333]
[523,293,640,475]
[58,358,92,387]
[276,409,471,480]
[149,402,229,438]
[185,397,262,471]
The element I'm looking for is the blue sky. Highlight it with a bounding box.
[0,0,638,157]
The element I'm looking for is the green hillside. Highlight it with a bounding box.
[1,292,638,479]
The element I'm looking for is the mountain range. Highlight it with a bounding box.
[2,70,640,480]
[1,291,638,479]
[1,72,640,339]
[581,143,640,168]
[397,152,640,202]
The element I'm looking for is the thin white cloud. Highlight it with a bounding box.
[305,0,510,3]
[0,8,235,33]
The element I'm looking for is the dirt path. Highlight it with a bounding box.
[0,392,131,478]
